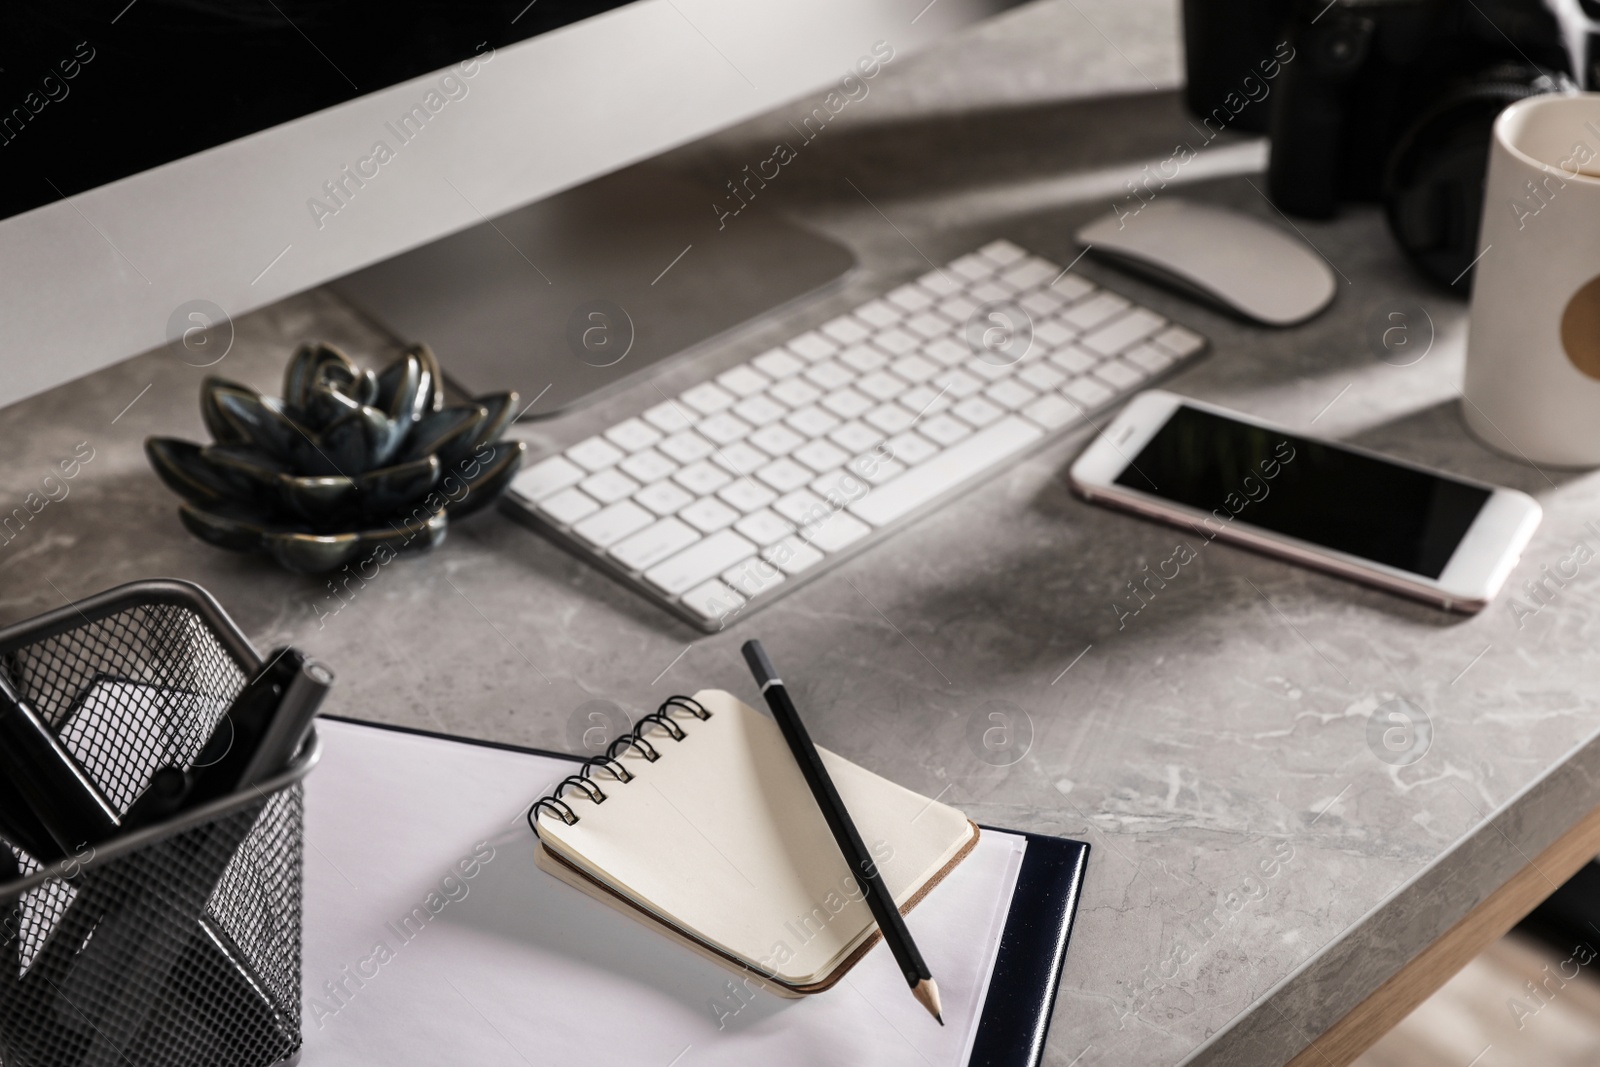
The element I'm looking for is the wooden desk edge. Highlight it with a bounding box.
[1286,800,1600,1067]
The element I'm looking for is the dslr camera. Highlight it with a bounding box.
[1184,0,1596,288]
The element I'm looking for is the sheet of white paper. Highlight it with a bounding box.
[298,719,1026,1067]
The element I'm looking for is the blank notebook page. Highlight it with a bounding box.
[299,717,1026,1067]
[534,689,975,986]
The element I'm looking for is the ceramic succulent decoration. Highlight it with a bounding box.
[146,342,525,574]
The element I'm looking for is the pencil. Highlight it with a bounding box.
[740,639,943,1024]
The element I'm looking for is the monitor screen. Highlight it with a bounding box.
[0,1,634,220]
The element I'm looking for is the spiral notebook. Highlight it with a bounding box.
[528,689,978,994]
[298,715,1089,1067]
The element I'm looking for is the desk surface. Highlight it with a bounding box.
[6,3,1600,1065]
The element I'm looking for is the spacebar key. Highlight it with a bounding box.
[849,416,1043,527]
[644,529,758,595]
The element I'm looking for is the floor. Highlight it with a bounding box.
[1355,933,1600,1067]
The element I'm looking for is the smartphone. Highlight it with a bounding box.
[1068,391,1543,612]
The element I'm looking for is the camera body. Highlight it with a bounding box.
[1184,0,1595,287]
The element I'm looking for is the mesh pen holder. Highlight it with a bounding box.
[0,579,319,1067]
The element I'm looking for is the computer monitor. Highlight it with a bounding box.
[0,0,1020,412]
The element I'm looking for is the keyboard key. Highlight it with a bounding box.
[821,315,872,345]
[697,412,752,445]
[1050,274,1096,302]
[605,418,662,451]
[886,284,934,313]
[986,379,1038,411]
[851,417,1042,527]
[719,479,777,513]
[1000,257,1058,291]
[1062,376,1115,408]
[763,536,825,576]
[866,403,916,435]
[735,509,795,546]
[580,468,640,504]
[513,455,584,501]
[904,312,951,340]
[859,457,905,485]
[918,413,972,446]
[801,511,872,553]
[857,371,909,401]
[933,368,984,398]
[753,348,804,379]
[611,517,700,570]
[917,270,962,296]
[811,468,868,502]
[680,496,740,533]
[644,529,757,595]
[821,388,874,420]
[567,436,625,472]
[936,294,980,325]
[1034,320,1076,348]
[890,354,938,383]
[717,365,770,397]
[573,500,654,547]
[1124,343,1177,374]
[966,358,1014,381]
[673,461,731,495]
[749,423,804,456]
[1022,394,1079,431]
[1082,309,1165,356]
[1093,359,1146,390]
[711,441,768,476]
[659,431,716,464]
[856,299,901,327]
[756,458,814,493]
[978,239,1027,266]
[969,280,1010,303]
[874,328,920,356]
[538,486,600,525]
[734,394,787,424]
[1019,288,1068,317]
[721,558,785,599]
[925,337,971,367]
[830,421,883,453]
[681,579,745,623]
[643,400,695,434]
[787,331,837,361]
[785,405,839,437]
[804,360,855,391]
[1019,363,1068,392]
[774,489,829,526]
[884,431,938,467]
[1153,325,1206,357]
[899,385,952,417]
[681,382,736,416]
[635,480,695,517]
[949,253,996,281]
[769,378,822,408]
[793,438,850,473]
[1062,292,1131,331]
[952,396,1004,428]
[838,344,888,373]
[1048,346,1098,375]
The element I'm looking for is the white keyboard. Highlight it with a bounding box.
[504,239,1206,631]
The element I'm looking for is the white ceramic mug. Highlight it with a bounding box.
[1463,92,1600,467]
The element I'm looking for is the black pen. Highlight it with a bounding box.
[741,639,943,1025]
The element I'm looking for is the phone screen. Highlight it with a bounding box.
[1115,405,1491,578]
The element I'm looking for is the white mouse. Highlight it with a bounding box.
[1075,198,1336,327]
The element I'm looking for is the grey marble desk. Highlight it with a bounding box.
[5,3,1600,1065]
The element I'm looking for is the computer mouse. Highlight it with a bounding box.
[1075,198,1336,327]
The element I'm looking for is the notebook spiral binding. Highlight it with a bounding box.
[526,695,711,839]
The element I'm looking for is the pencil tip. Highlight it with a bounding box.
[936,1013,945,1026]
